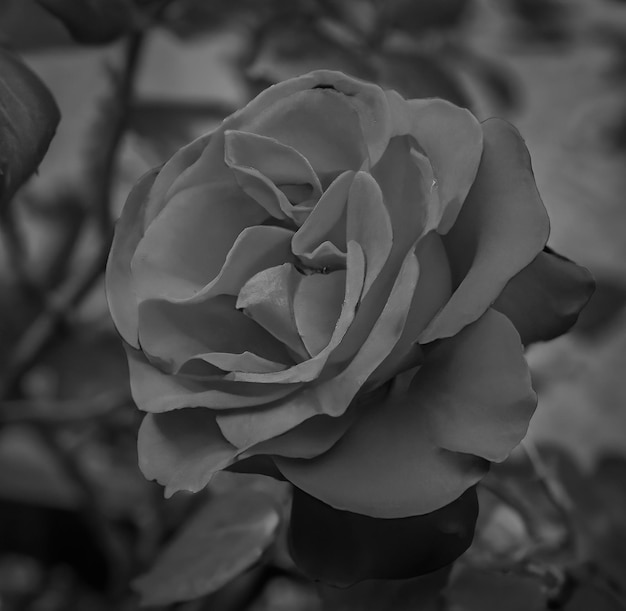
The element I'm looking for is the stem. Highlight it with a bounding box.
[0,32,146,400]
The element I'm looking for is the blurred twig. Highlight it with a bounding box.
[0,390,131,424]
[0,32,146,400]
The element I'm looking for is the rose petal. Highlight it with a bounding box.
[143,132,214,226]
[225,241,365,384]
[414,308,536,462]
[236,264,309,359]
[216,388,325,449]
[244,409,357,460]
[371,230,452,385]
[493,248,595,345]
[234,70,393,165]
[194,352,288,374]
[126,348,300,413]
[137,295,293,373]
[419,118,550,344]
[138,409,237,497]
[225,130,322,214]
[386,91,483,233]
[293,270,346,357]
[243,88,368,180]
[131,182,268,302]
[313,248,419,413]
[290,487,478,586]
[346,172,393,296]
[106,168,160,348]
[181,225,294,305]
[292,170,353,266]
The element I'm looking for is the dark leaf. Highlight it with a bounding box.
[36,0,139,44]
[289,486,478,586]
[493,247,595,345]
[133,489,281,605]
[0,49,59,208]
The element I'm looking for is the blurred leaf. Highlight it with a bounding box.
[249,22,373,85]
[566,583,626,611]
[386,0,471,34]
[377,52,470,107]
[0,49,60,208]
[36,0,140,44]
[129,99,235,162]
[445,567,546,611]
[133,489,281,605]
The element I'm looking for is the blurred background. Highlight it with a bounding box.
[1,0,626,609]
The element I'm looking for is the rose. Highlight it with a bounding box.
[106,70,593,583]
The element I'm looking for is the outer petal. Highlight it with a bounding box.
[412,308,536,462]
[138,409,237,497]
[106,168,160,348]
[419,118,550,344]
[242,88,367,179]
[493,248,595,345]
[386,91,483,233]
[137,296,293,373]
[290,487,478,586]
[131,183,268,302]
[126,348,300,413]
[234,70,393,166]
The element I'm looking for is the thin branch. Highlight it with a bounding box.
[0,32,146,400]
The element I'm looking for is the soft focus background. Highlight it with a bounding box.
[1,0,626,609]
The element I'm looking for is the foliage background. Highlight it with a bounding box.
[1,0,626,609]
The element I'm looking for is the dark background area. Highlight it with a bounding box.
[1,0,626,609]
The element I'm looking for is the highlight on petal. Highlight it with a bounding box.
[138,410,238,497]
[493,248,595,345]
[414,308,536,462]
[289,487,478,586]
[385,91,483,234]
[106,168,160,348]
[420,118,550,344]
[126,348,300,413]
[131,182,268,302]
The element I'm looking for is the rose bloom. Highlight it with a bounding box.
[106,71,592,584]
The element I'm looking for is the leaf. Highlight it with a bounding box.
[36,0,139,44]
[0,49,60,208]
[289,487,478,586]
[133,489,281,605]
